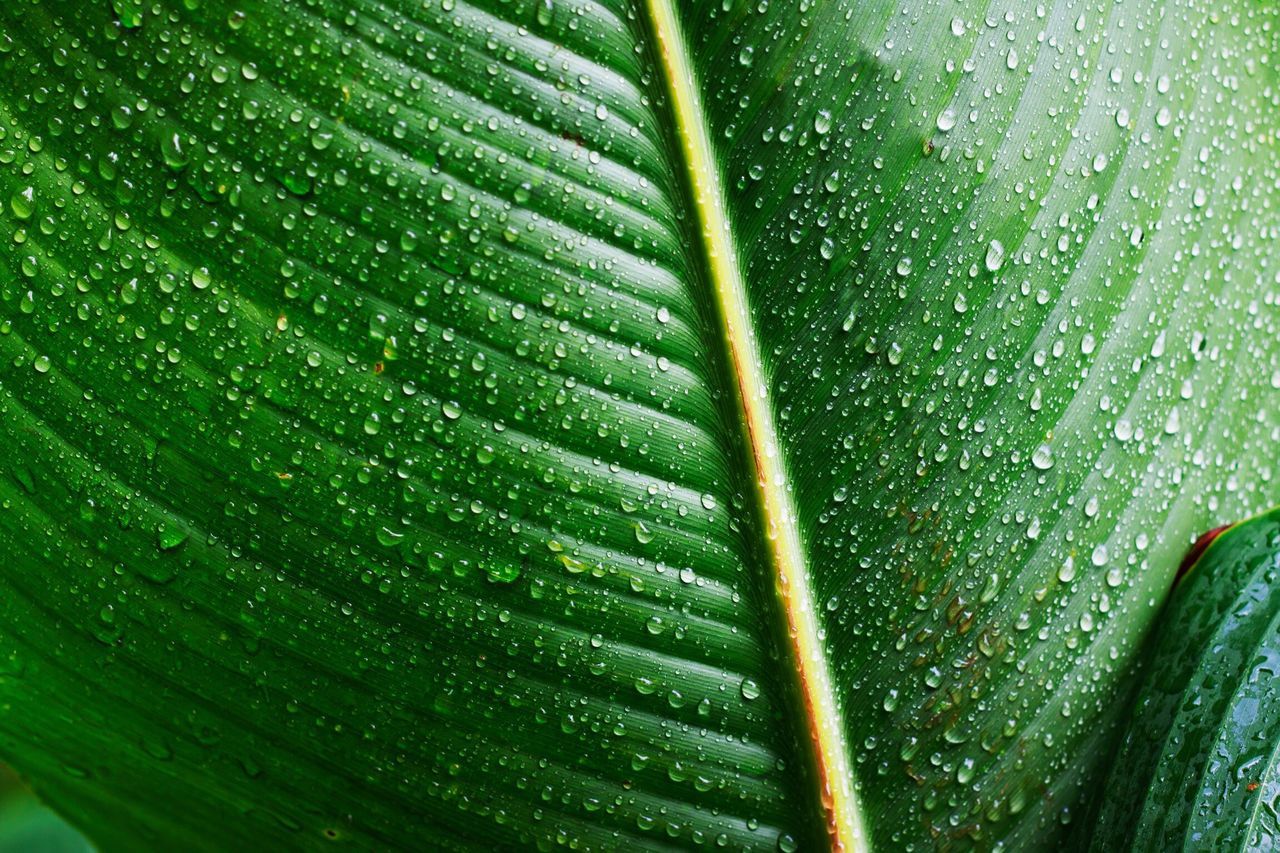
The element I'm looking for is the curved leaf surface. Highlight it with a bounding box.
[0,0,1277,850]
[1091,509,1280,851]
[677,0,1280,847]
[0,772,92,853]
[0,0,825,849]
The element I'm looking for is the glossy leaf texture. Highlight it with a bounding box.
[0,1,825,849]
[1091,510,1280,851]
[0,0,1278,851]
[679,0,1280,848]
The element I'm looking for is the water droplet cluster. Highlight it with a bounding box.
[688,0,1280,845]
[0,0,1276,849]
[0,0,824,847]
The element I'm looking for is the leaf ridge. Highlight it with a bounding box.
[641,1,866,849]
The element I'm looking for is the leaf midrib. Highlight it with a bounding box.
[640,3,866,849]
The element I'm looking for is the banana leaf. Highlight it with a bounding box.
[0,0,1277,849]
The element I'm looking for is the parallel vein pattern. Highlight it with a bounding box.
[679,0,1280,847]
[0,0,822,849]
[3,0,1280,850]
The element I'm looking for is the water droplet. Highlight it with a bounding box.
[9,187,33,220]
[1032,444,1054,470]
[157,524,188,551]
[985,239,1005,272]
[111,0,144,27]
[161,132,190,170]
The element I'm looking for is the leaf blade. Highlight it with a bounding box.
[676,0,1280,846]
[0,0,826,848]
[2,0,1280,850]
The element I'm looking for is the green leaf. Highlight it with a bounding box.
[1091,510,1280,851]
[0,775,93,853]
[0,0,1277,850]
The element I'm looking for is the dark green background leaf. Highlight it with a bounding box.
[0,770,91,853]
[1092,510,1280,851]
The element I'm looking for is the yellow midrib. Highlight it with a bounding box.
[641,2,867,850]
